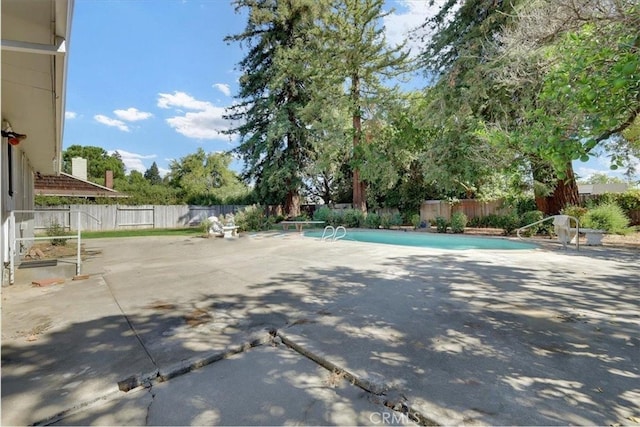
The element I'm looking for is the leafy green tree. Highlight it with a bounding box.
[62,145,125,182]
[113,173,181,205]
[414,0,639,214]
[490,0,639,212]
[225,0,326,217]
[144,161,162,185]
[167,148,250,205]
[578,173,626,185]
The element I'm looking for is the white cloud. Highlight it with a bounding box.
[158,167,170,178]
[113,107,153,122]
[109,149,156,173]
[65,111,77,119]
[157,91,234,141]
[166,107,232,140]
[574,152,639,183]
[213,83,231,97]
[384,0,451,56]
[94,114,129,132]
[157,91,212,110]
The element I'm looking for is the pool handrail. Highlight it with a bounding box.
[334,226,347,241]
[321,225,335,241]
[321,225,347,242]
[516,215,579,251]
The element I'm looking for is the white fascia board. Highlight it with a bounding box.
[1,38,66,55]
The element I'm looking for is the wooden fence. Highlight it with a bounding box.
[420,199,508,222]
[32,201,639,231]
[33,205,246,232]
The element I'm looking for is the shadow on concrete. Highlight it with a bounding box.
[2,237,638,425]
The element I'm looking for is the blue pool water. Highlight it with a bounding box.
[304,229,537,250]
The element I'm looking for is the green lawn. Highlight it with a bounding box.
[59,227,204,239]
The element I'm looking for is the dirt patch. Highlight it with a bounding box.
[184,308,212,327]
[148,301,177,310]
[602,232,640,248]
[24,242,95,260]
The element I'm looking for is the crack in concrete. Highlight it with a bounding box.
[103,277,160,371]
[34,335,271,426]
[277,330,440,427]
[33,389,123,426]
[36,325,439,426]
[144,382,156,426]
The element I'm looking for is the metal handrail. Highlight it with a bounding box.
[516,215,579,251]
[321,225,335,241]
[320,225,347,242]
[9,210,102,284]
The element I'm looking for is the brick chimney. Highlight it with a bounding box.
[105,170,113,189]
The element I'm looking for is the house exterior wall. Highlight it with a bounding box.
[2,142,35,285]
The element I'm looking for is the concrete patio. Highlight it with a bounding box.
[2,232,639,425]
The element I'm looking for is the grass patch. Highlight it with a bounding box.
[78,227,203,239]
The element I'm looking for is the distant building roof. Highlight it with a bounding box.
[35,172,127,198]
[578,183,628,195]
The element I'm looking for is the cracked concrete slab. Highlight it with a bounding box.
[2,234,639,425]
[52,344,415,426]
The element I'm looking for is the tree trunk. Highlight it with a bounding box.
[284,189,301,218]
[351,72,367,213]
[534,162,580,215]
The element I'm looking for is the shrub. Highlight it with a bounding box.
[468,216,482,227]
[200,218,213,237]
[313,206,332,222]
[561,205,588,224]
[315,207,345,226]
[234,205,267,232]
[46,220,69,246]
[616,190,640,222]
[614,190,640,215]
[380,213,393,229]
[329,210,343,227]
[519,210,544,236]
[391,213,403,227]
[435,216,448,233]
[410,213,421,229]
[364,213,381,229]
[582,202,631,234]
[450,212,467,233]
[292,213,310,221]
[499,213,520,235]
[484,214,503,228]
[515,197,537,216]
[342,209,364,228]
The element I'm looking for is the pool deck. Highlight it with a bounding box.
[2,232,639,426]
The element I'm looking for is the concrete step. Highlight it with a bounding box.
[13,260,77,285]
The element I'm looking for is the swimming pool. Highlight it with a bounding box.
[304,229,538,250]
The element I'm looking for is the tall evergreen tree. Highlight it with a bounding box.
[224,0,325,217]
[144,161,162,185]
[322,0,410,213]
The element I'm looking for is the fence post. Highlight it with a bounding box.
[76,211,81,276]
[9,211,15,285]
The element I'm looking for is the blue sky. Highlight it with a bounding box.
[62,0,634,182]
